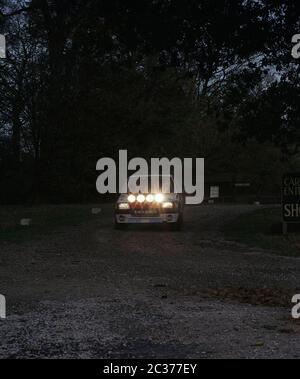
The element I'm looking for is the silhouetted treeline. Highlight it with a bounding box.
[0,0,299,203]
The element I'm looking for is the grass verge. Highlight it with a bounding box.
[0,205,99,244]
[223,207,300,257]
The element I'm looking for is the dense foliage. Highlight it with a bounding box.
[0,0,299,203]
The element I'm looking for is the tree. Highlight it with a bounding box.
[0,0,299,203]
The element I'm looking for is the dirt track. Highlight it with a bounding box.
[0,205,299,358]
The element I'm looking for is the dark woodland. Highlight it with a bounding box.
[0,0,300,203]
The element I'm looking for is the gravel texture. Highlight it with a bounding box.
[0,204,299,359]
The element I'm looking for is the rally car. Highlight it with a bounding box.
[115,175,184,230]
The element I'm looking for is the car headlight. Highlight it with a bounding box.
[155,194,164,203]
[118,203,130,210]
[128,195,136,203]
[162,202,174,209]
[137,194,146,203]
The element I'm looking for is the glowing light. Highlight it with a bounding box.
[162,202,173,209]
[118,203,130,210]
[155,194,164,203]
[146,194,154,203]
[128,195,136,203]
[137,194,146,203]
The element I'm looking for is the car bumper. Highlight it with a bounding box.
[115,213,180,224]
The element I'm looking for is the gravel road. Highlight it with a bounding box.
[0,205,299,359]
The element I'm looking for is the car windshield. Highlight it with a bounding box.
[127,175,175,194]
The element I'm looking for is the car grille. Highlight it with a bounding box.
[131,204,160,217]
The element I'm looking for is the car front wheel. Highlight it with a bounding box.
[170,214,183,231]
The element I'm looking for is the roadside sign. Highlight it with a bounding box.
[282,174,300,223]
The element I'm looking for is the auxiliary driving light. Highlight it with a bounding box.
[162,202,174,209]
[137,194,146,203]
[128,194,136,203]
[146,194,154,203]
[155,193,164,203]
